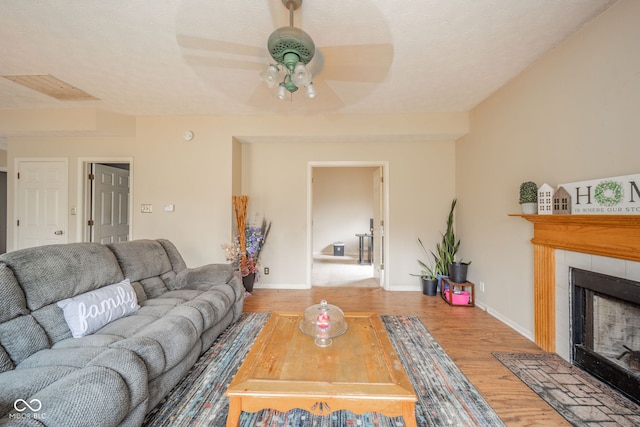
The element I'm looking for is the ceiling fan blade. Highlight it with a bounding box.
[177,34,264,57]
[183,55,264,71]
[315,44,394,83]
[308,79,345,110]
[246,84,278,110]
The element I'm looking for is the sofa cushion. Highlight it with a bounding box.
[86,348,148,410]
[53,334,122,350]
[32,303,73,344]
[113,314,199,375]
[107,240,173,283]
[0,315,49,365]
[18,347,106,370]
[30,366,131,426]
[0,365,77,417]
[95,314,158,339]
[109,335,166,380]
[57,279,139,338]
[176,263,235,288]
[157,239,188,273]
[0,344,13,373]
[139,277,169,299]
[0,263,28,323]
[0,243,124,311]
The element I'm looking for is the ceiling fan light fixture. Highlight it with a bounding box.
[260,65,280,88]
[277,84,288,100]
[306,82,316,99]
[267,27,315,66]
[261,0,317,101]
[292,63,312,88]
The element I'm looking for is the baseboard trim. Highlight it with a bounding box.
[475,301,534,342]
[253,283,310,290]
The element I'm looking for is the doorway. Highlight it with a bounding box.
[15,159,68,249]
[308,162,388,288]
[79,159,132,243]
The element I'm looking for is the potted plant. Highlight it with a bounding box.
[411,237,439,296]
[448,259,471,283]
[433,199,461,289]
[519,181,538,214]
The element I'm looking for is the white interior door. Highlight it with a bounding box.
[372,166,384,286]
[17,160,68,249]
[91,164,130,243]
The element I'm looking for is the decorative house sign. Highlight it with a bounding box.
[559,173,640,214]
[552,186,572,214]
[537,183,554,215]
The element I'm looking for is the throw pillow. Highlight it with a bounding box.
[57,279,139,338]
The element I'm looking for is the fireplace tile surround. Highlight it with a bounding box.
[555,250,640,362]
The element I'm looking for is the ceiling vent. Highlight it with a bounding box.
[2,74,99,101]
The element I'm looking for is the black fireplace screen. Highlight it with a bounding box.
[571,268,640,404]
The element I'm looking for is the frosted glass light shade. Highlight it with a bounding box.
[260,65,280,89]
[277,84,288,100]
[292,63,312,87]
[306,82,316,98]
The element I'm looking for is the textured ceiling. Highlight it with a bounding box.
[0,0,617,117]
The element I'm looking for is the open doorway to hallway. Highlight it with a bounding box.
[310,165,384,288]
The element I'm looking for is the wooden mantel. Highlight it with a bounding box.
[511,214,640,352]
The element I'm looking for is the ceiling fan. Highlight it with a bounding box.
[260,0,317,100]
[176,0,394,112]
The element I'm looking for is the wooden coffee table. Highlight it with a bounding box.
[225,311,417,426]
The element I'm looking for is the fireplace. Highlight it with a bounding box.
[571,268,640,404]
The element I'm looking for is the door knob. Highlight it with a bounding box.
[54,230,64,235]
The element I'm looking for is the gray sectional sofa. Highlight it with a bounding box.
[0,239,244,426]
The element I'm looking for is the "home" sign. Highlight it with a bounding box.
[559,173,640,215]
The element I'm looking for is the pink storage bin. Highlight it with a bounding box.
[444,290,471,305]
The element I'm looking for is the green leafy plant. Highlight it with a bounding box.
[519,181,538,204]
[433,199,461,276]
[411,237,437,279]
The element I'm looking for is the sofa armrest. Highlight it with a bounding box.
[174,264,235,289]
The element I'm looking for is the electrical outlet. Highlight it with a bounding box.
[141,204,153,213]
[264,267,269,275]
[479,281,485,292]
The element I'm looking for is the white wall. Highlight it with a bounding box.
[313,167,376,256]
[457,0,640,339]
[5,113,465,292]
[241,138,456,289]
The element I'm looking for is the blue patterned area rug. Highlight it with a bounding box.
[143,313,505,426]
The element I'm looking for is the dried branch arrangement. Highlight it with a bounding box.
[233,195,248,255]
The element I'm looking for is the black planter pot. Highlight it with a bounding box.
[448,262,469,283]
[421,278,438,296]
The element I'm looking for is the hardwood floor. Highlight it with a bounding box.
[243,287,570,427]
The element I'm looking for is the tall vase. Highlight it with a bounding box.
[242,273,256,293]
